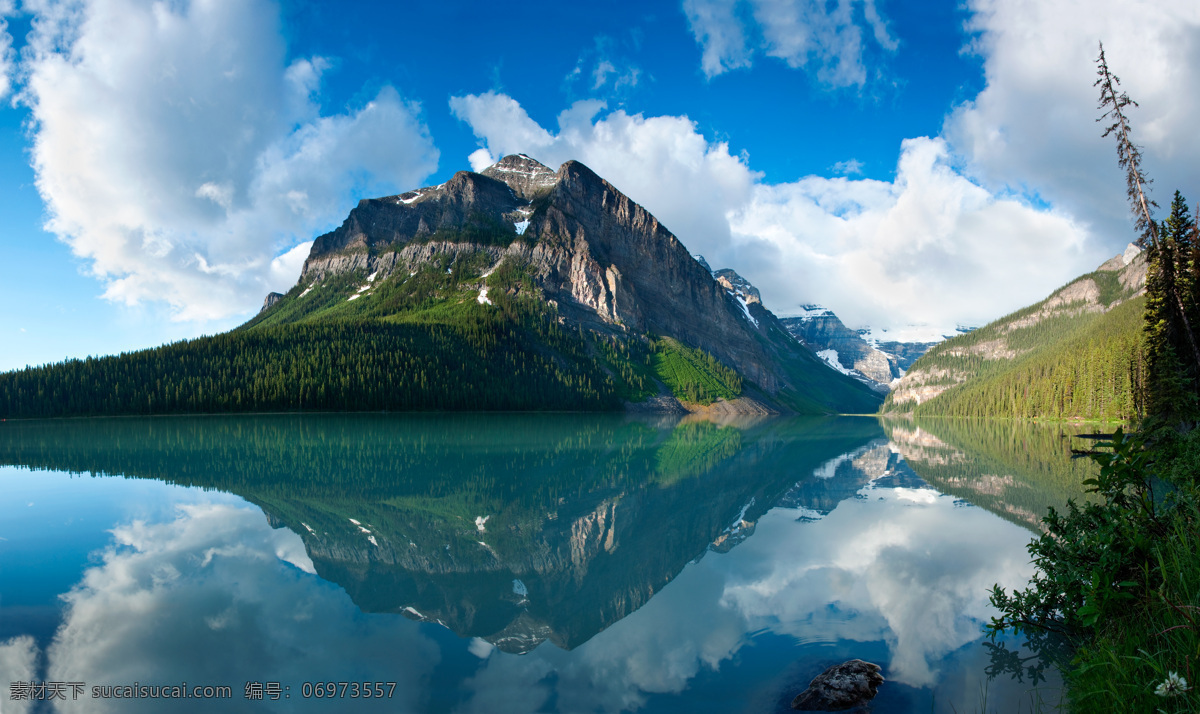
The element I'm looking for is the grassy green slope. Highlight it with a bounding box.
[884,268,1145,421]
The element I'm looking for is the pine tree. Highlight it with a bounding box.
[1096,43,1200,376]
[1144,192,1200,420]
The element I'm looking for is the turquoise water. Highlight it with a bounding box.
[0,414,1068,712]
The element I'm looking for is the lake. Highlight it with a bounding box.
[0,414,1093,712]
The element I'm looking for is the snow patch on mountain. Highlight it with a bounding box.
[734,295,758,327]
[817,349,852,376]
[860,324,970,346]
[790,304,834,319]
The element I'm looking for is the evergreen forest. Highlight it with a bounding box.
[0,254,753,418]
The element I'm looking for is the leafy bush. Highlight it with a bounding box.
[987,427,1200,711]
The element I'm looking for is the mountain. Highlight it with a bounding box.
[688,263,930,394]
[882,244,1148,421]
[778,307,944,390]
[0,154,882,418]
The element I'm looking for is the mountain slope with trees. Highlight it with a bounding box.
[881,246,1147,421]
[0,155,881,418]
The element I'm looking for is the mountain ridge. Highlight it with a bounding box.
[0,154,882,418]
[882,244,1148,420]
[251,153,881,414]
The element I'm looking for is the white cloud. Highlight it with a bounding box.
[0,635,38,714]
[451,91,1097,331]
[731,137,1094,329]
[830,158,863,175]
[19,0,438,322]
[946,0,1200,250]
[562,35,645,101]
[450,91,555,158]
[682,0,754,77]
[0,0,13,101]
[45,500,439,713]
[683,0,897,86]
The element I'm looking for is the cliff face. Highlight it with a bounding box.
[781,309,895,385]
[282,154,881,413]
[531,161,782,391]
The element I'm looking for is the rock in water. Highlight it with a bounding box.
[790,659,884,711]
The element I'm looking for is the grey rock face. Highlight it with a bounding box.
[480,153,559,200]
[791,659,884,711]
[782,309,899,386]
[300,169,525,282]
[289,154,881,411]
[872,339,936,372]
[260,292,284,313]
[713,268,762,305]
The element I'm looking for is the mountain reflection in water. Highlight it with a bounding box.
[0,414,1067,712]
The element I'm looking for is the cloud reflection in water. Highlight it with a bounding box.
[37,500,439,713]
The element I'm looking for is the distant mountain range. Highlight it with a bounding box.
[882,244,1147,421]
[0,154,882,418]
[685,262,952,393]
[779,307,957,391]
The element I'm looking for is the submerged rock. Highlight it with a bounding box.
[790,659,884,711]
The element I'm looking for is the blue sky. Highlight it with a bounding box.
[1,0,1197,371]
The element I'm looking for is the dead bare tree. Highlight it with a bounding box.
[1096,41,1200,372]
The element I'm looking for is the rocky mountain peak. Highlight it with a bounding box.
[260,292,284,313]
[271,151,882,415]
[713,269,762,305]
[1095,242,1147,294]
[481,154,559,200]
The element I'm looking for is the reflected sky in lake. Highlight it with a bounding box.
[0,415,1066,712]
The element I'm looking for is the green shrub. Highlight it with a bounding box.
[987,427,1200,711]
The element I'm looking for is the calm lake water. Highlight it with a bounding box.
[0,414,1094,713]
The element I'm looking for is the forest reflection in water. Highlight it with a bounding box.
[0,413,1079,712]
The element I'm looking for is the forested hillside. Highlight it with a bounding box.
[883,252,1146,421]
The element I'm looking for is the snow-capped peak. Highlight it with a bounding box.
[789,304,834,320]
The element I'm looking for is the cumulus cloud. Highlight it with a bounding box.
[451,91,1097,331]
[19,0,438,321]
[730,137,1093,329]
[44,500,439,713]
[946,0,1200,250]
[683,0,897,86]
